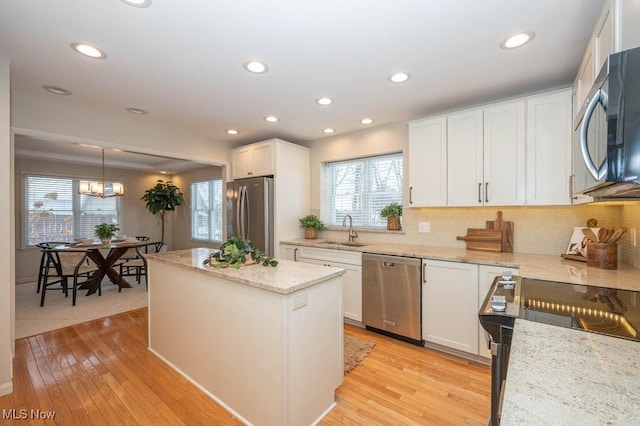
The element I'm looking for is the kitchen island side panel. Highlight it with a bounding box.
[147,259,343,426]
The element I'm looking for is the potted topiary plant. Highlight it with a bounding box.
[141,179,184,242]
[299,214,326,239]
[380,202,402,230]
[95,223,120,245]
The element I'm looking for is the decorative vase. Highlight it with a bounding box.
[101,238,111,245]
[387,216,401,231]
[305,228,317,239]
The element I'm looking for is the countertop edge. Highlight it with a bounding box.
[148,249,346,295]
[281,239,640,291]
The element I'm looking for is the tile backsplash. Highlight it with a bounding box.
[311,204,627,257]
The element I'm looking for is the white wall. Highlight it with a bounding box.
[0,56,14,396]
[303,121,624,256]
[170,165,225,251]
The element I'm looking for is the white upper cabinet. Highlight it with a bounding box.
[447,102,525,207]
[526,89,572,205]
[447,109,484,206]
[408,116,447,207]
[231,140,274,179]
[482,101,526,206]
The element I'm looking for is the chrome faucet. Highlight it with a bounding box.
[342,214,358,242]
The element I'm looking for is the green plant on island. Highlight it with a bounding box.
[203,236,278,269]
[94,223,120,240]
[380,202,403,218]
[298,214,327,231]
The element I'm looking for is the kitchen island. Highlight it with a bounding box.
[146,248,346,426]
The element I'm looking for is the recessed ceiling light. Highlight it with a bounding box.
[264,116,279,123]
[126,107,148,115]
[360,118,374,125]
[244,61,268,74]
[226,129,239,135]
[500,32,535,49]
[316,97,333,106]
[160,171,168,174]
[119,0,152,7]
[323,128,335,134]
[42,85,71,95]
[112,148,123,152]
[71,43,107,59]
[389,72,411,83]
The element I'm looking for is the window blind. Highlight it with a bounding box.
[191,179,223,241]
[322,153,403,227]
[24,174,121,246]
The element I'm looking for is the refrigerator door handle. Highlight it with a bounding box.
[243,184,250,238]
[238,186,246,237]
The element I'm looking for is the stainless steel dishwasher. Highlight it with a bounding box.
[362,253,422,345]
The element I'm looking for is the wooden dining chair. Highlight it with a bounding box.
[119,241,164,290]
[40,248,102,306]
[35,241,69,293]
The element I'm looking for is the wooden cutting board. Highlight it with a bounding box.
[486,211,514,253]
[456,228,503,252]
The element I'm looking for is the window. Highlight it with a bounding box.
[24,174,121,246]
[191,179,223,242]
[322,153,403,227]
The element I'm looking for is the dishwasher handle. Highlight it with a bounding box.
[382,261,395,267]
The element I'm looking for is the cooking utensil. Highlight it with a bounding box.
[600,227,613,243]
[597,228,606,242]
[582,227,599,242]
[608,227,627,243]
[587,218,598,228]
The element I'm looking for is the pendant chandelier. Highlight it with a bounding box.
[78,149,125,198]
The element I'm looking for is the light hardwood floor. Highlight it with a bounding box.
[0,308,490,425]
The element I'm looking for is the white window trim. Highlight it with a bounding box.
[190,178,223,243]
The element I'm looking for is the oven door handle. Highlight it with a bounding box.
[580,88,608,181]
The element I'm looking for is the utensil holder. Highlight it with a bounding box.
[587,242,617,270]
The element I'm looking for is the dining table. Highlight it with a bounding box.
[54,239,152,295]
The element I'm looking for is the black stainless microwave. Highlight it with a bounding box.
[579,46,640,199]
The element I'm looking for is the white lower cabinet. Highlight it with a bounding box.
[423,259,519,357]
[288,246,363,323]
[279,244,298,261]
[477,265,519,359]
[422,260,479,353]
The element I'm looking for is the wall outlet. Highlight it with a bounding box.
[631,228,637,247]
[419,221,431,233]
[292,293,308,310]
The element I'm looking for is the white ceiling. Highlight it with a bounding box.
[14,135,208,173]
[0,0,604,146]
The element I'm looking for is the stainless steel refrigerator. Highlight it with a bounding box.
[226,177,274,257]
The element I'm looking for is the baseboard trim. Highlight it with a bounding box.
[0,380,13,397]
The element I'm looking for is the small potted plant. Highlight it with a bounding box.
[94,223,120,245]
[380,202,402,231]
[298,214,326,239]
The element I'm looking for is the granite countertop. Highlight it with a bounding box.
[501,319,640,425]
[282,239,640,291]
[147,248,345,295]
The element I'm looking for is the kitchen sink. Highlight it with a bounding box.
[315,240,367,247]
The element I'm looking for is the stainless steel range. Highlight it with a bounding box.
[478,275,640,426]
